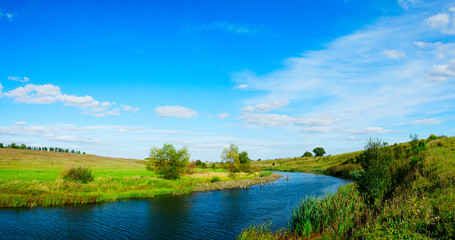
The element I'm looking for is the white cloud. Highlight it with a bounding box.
[0,83,3,96]
[155,106,198,119]
[234,84,249,89]
[8,76,30,83]
[412,118,442,125]
[44,135,102,144]
[425,10,455,35]
[242,99,289,113]
[427,61,455,82]
[2,84,137,117]
[121,104,139,113]
[383,49,405,59]
[217,113,230,119]
[15,121,27,125]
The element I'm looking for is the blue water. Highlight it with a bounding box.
[0,172,350,239]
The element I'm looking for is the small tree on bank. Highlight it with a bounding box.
[146,144,190,180]
[221,144,240,173]
[313,147,326,157]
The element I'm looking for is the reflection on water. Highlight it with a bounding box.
[0,172,350,240]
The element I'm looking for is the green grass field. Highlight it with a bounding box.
[0,148,277,207]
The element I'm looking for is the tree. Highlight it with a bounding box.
[195,160,203,166]
[211,163,216,170]
[302,151,313,157]
[146,144,190,180]
[239,151,252,172]
[313,147,326,157]
[221,144,240,172]
[0,143,4,148]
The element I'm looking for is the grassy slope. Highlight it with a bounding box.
[0,149,275,207]
[238,136,455,239]
[252,150,362,176]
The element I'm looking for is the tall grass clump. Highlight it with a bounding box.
[237,223,286,240]
[62,166,94,183]
[289,184,366,239]
[259,171,272,177]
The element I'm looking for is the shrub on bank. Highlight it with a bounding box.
[62,166,94,183]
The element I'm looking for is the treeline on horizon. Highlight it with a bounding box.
[0,142,85,155]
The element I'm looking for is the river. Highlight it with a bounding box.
[0,172,350,239]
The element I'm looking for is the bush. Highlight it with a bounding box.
[302,151,313,157]
[259,171,272,177]
[356,139,393,205]
[62,166,94,183]
[210,176,221,183]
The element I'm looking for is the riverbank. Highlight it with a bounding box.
[0,148,280,208]
[239,135,455,239]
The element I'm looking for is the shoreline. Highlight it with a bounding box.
[0,173,283,208]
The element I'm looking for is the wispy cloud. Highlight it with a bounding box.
[2,84,138,117]
[8,76,30,83]
[234,84,248,89]
[0,10,14,21]
[217,113,230,119]
[200,21,263,35]
[398,0,417,10]
[155,105,197,119]
[412,118,442,125]
[383,49,405,59]
[232,1,455,139]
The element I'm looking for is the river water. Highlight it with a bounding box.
[0,172,350,239]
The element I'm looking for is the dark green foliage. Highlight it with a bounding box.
[259,171,272,177]
[427,134,437,142]
[211,163,216,170]
[221,145,252,173]
[146,144,190,180]
[302,151,313,157]
[210,176,221,183]
[356,139,392,205]
[325,163,361,179]
[0,143,3,148]
[313,147,326,157]
[62,166,94,183]
[195,160,203,166]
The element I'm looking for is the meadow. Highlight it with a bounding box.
[0,148,279,207]
[238,136,455,239]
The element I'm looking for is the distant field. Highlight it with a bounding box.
[252,150,363,174]
[0,148,150,181]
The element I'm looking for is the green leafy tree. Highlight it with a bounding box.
[221,144,240,173]
[195,160,203,166]
[313,147,326,157]
[146,144,190,180]
[302,151,313,157]
[0,143,4,148]
[211,163,216,170]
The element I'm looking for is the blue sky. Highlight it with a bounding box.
[1,0,454,161]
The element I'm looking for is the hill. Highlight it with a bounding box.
[239,135,455,239]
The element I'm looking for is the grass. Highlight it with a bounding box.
[0,148,278,207]
[239,136,455,239]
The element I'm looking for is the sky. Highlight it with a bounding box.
[1,0,455,161]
